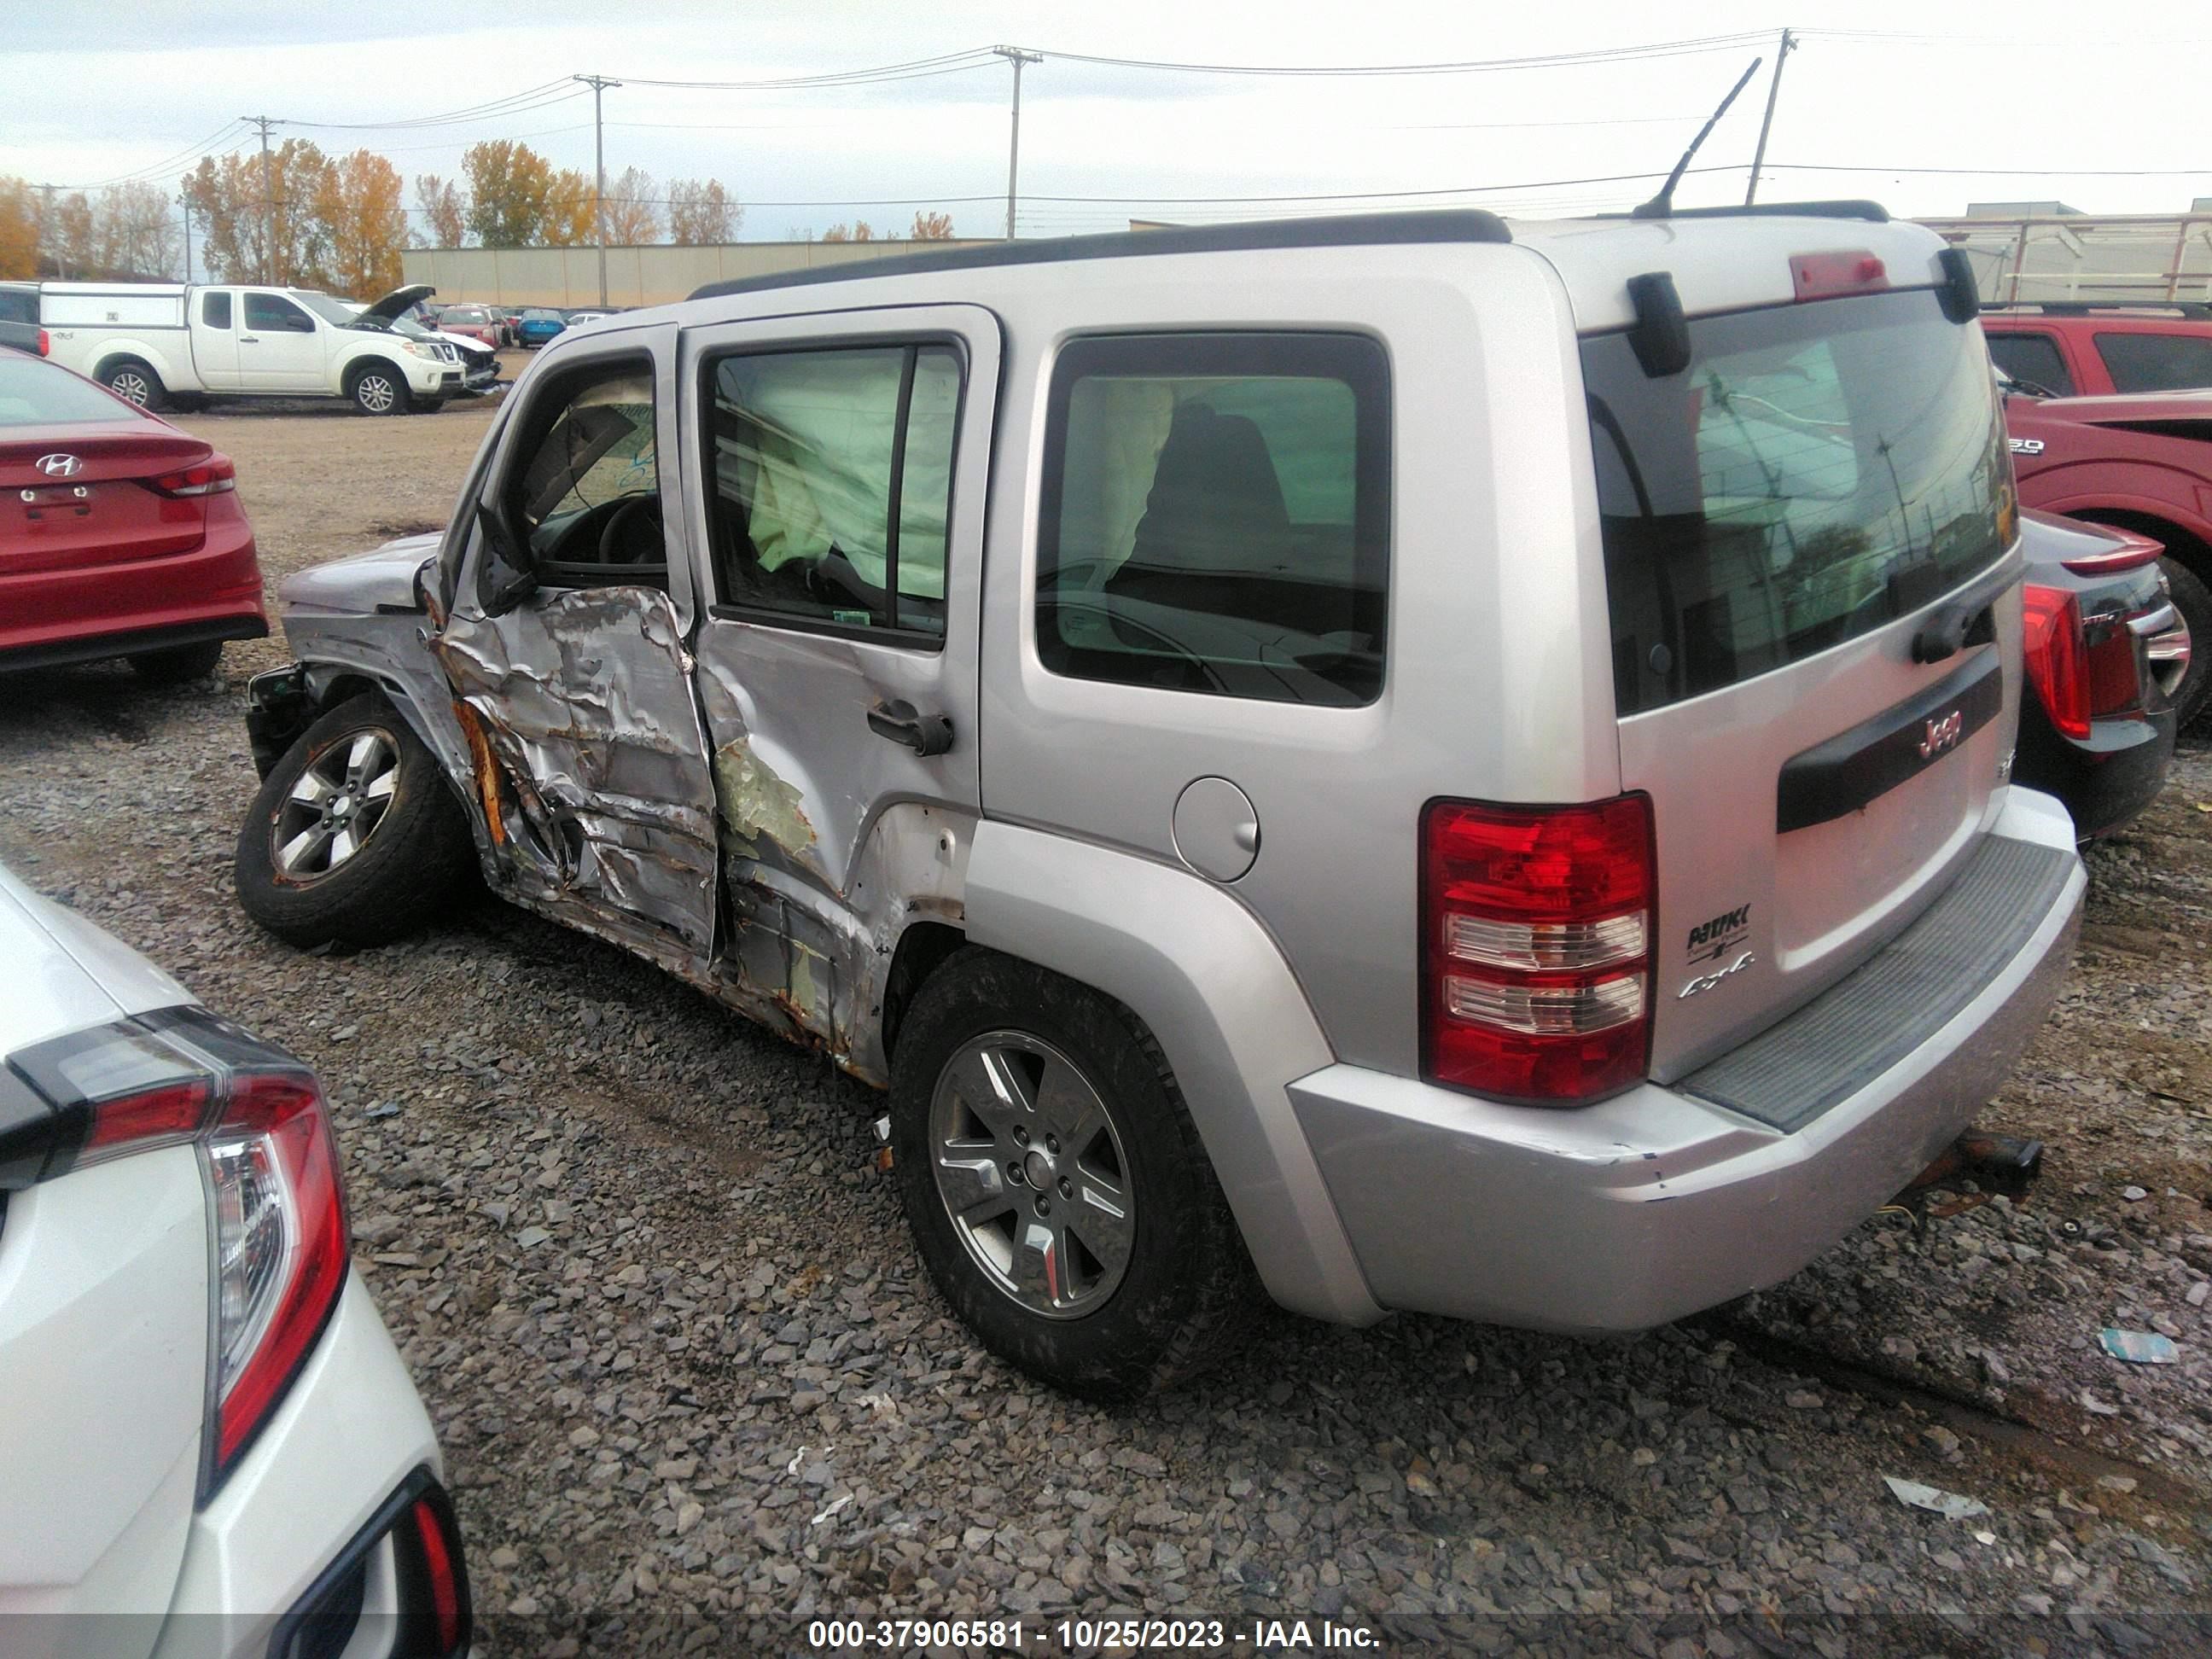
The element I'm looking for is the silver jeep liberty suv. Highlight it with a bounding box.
[236,205,2082,1398]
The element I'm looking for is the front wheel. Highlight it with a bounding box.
[891,947,1255,1400]
[235,692,475,946]
[349,364,411,416]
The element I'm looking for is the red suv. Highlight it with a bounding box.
[2003,379,2209,727]
[1982,303,2212,397]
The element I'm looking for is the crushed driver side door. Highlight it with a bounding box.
[432,320,722,973]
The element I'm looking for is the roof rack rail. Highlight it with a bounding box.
[688,209,1512,301]
[1983,299,2212,320]
[1592,199,1890,224]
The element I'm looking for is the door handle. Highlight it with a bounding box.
[240,335,260,344]
[866,698,953,756]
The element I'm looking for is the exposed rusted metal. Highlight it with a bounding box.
[451,700,506,846]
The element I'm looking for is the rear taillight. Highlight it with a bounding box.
[2,1008,346,1499]
[2022,583,2093,740]
[207,1068,348,1480]
[36,329,49,357]
[146,455,236,497]
[1421,795,1656,1105]
[2084,614,2144,719]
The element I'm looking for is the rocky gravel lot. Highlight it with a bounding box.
[3,393,2209,1656]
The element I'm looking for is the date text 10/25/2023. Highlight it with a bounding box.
[806,1616,1381,1650]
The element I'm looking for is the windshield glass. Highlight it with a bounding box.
[1583,288,2012,716]
[288,290,370,329]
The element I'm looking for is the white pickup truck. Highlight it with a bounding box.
[39,281,492,415]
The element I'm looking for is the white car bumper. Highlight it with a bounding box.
[149,1274,457,1659]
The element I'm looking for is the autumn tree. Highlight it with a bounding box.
[99,181,183,276]
[822,220,876,242]
[667,178,741,245]
[601,166,659,244]
[414,173,466,247]
[318,150,407,296]
[909,210,955,242]
[185,139,335,285]
[462,140,556,247]
[538,168,598,246]
[44,193,96,278]
[0,178,36,280]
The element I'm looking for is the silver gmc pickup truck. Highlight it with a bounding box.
[231,205,2084,1399]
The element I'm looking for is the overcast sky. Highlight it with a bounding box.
[3,0,2208,242]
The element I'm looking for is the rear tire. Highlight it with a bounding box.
[2158,556,2209,731]
[890,946,1256,1400]
[100,358,164,410]
[348,363,410,417]
[130,640,223,684]
[235,692,474,947]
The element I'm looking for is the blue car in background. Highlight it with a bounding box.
[517,307,567,347]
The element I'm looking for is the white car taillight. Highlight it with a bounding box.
[2,1009,347,1497]
[204,1069,347,1480]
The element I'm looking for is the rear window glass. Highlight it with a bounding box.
[0,356,139,425]
[1037,333,1389,707]
[1584,288,2011,716]
[1984,332,2075,398]
[2094,330,2212,393]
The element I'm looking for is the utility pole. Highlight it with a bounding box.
[1743,27,1795,207]
[242,114,280,282]
[992,45,1042,241]
[179,189,192,283]
[38,183,55,278]
[573,74,621,306]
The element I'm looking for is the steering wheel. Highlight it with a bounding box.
[597,494,662,566]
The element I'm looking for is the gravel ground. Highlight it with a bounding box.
[3,395,2209,1656]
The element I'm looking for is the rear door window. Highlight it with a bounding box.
[1036,332,1389,707]
[1983,331,2075,397]
[1585,288,2011,716]
[2094,330,2212,393]
[201,292,231,330]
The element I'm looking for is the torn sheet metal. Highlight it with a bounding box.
[434,587,720,955]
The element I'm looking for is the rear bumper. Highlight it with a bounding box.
[1289,788,2084,1335]
[148,1273,452,1659]
[2013,700,2176,841]
[0,524,267,671]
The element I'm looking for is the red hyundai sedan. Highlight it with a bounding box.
[1,352,265,681]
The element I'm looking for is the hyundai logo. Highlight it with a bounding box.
[35,453,82,478]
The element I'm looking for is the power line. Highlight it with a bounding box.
[284,81,586,131]
[1025,31,1774,77]
[614,50,1000,90]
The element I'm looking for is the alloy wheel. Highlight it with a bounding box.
[357,375,397,413]
[109,370,151,406]
[273,729,399,879]
[928,1030,1136,1318]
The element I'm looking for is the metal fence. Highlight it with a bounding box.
[1918,214,2212,306]
[399,240,995,308]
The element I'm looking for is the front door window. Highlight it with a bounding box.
[502,361,665,588]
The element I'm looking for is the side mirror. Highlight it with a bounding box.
[474,501,538,616]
